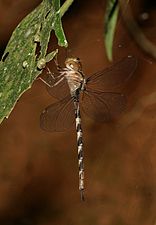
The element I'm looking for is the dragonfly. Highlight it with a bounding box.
[40,55,137,201]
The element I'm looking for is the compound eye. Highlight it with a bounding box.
[76,57,80,61]
[69,63,74,68]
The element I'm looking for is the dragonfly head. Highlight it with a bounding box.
[65,57,82,71]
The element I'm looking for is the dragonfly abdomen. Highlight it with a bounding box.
[74,100,85,201]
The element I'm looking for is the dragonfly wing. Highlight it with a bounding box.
[40,95,75,132]
[86,56,137,92]
[82,89,126,122]
[45,72,70,100]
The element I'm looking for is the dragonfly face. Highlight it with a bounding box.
[65,57,82,71]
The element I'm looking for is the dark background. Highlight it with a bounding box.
[0,0,156,225]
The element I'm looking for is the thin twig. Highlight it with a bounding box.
[60,0,74,18]
[118,0,156,59]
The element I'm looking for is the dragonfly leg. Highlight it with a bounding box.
[38,77,52,87]
[39,75,65,88]
[52,76,65,87]
[46,66,65,80]
[54,55,62,71]
[46,66,55,79]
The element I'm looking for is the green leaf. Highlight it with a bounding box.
[53,0,68,47]
[0,0,67,123]
[104,0,119,61]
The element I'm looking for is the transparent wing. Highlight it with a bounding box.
[45,72,70,100]
[86,56,137,92]
[81,89,126,122]
[40,95,75,132]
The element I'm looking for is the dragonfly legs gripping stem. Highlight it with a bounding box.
[39,76,65,88]
[54,55,62,71]
[46,66,55,79]
[39,64,65,88]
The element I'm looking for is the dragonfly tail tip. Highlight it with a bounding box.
[80,189,85,202]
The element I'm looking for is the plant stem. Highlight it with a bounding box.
[60,0,74,17]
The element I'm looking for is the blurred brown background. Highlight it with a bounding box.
[0,0,156,225]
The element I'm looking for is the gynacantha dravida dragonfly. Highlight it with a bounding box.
[40,55,137,201]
